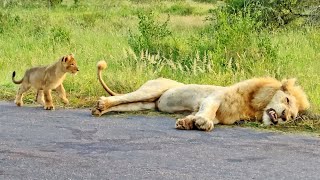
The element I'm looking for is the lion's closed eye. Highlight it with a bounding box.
[286,97,290,104]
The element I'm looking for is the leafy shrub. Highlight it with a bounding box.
[50,26,70,44]
[0,11,21,33]
[128,9,278,74]
[49,0,63,7]
[128,12,172,56]
[193,0,217,3]
[164,2,194,16]
[225,0,320,28]
[81,13,98,28]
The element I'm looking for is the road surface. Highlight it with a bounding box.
[0,101,319,180]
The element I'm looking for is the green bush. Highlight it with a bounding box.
[225,0,320,28]
[128,11,172,56]
[193,0,217,3]
[50,26,70,44]
[164,2,194,16]
[0,11,21,33]
[49,0,63,7]
[128,9,278,74]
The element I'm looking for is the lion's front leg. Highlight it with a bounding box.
[176,115,196,130]
[194,116,214,131]
[180,94,221,131]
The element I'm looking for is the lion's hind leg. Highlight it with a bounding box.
[94,78,183,115]
[92,102,156,116]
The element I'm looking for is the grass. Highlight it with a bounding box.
[0,0,319,135]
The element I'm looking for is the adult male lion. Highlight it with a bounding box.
[92,60,310,131]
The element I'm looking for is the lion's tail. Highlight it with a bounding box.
[12,71,23,84]
[96,60,120,96]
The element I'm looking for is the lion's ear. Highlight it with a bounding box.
[281,78,296,91]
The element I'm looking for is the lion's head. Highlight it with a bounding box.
[262,78,310,125]
[61,54,79,74]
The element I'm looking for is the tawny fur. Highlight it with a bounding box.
[12,54,79,110]
[92,60,310,131]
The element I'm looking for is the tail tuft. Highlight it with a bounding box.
[12,71,16,78]
[97,60,107,71]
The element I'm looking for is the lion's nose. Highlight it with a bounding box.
[280,114,287,121]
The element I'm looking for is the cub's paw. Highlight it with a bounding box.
[195,117,214,131]
[44,105,55,110]
[175,115,196,130]
[62,98,69,105]
[15,100,23,107]
[37,99,45,106]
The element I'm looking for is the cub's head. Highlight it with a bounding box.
[262,78,310,125]
[61,54,79,74]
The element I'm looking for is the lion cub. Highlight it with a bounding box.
[12,54,79,110]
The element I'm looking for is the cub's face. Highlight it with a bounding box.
[262,90,298,125]
[61,54,79,74]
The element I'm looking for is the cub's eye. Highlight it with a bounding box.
[282,110,286,116]
[286,97,290,104]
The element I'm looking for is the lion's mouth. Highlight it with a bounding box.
[266,108,278,124]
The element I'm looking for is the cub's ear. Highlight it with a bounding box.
[61,56,69,62]
[281,78,296,91]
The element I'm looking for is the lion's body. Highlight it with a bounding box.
[12,54,79,110]
[92,61,310,131]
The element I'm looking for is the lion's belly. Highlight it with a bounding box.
[157,84,224,113]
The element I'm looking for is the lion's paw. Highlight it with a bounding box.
[195,117,214,131]
[96,96,112,111]
[175,116,195,130]
[91,107,102,117]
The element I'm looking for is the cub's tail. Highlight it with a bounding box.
[12,71,23,84]
[96,60,120,96]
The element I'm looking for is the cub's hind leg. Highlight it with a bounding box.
[15,84,31,107]
[36,90,45,105]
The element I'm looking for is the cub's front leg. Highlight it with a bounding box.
[44,89,54,110]
[56,84,69,104]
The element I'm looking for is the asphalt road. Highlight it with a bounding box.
[0,101,319,180]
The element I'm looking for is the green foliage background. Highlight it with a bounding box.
[0,0,319,133]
